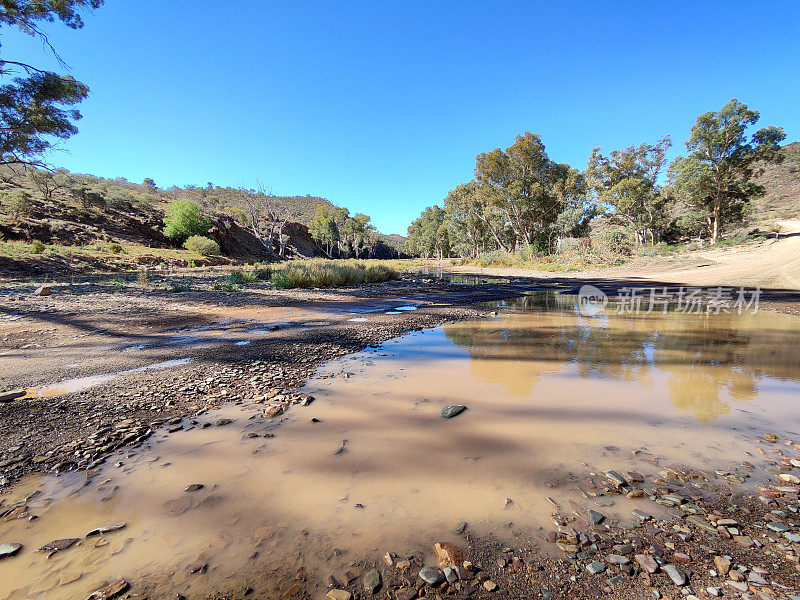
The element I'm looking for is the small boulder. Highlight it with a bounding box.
[0,543,22,560]
[441,405,467,419]
[433,541,464,568]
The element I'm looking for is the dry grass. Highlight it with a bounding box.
[271,260,400,288]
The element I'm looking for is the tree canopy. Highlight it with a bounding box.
[0,0,103,167]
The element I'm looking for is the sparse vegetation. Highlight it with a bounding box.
[270,260,400,289]
[183,234,220,256]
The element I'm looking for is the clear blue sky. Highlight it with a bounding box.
[3,1,799,234]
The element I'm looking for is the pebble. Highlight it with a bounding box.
[441,405,467,419]
[586,509,605,525]
[433,542,464,568]
[85,524,126,537]
[483,580,498,592]
[586,561,606,574]
[326,591,352,600]
[419,566,444,585]
[363,569,381,594]
[635,554,659,574]
[184,483,204,492]
[662,564,687,586]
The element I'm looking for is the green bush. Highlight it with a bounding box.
[109,243,123,254]
[31,240,45,253]
[163,200,210,243]
[183,235,220,256]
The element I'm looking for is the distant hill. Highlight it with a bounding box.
[0,166,401,273]
[750,141,800,225]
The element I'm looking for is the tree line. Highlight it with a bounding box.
[406,99,785,259]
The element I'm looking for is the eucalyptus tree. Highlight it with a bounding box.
[0,1,103,168]
[668,99,784,243]
[586,136,671,245]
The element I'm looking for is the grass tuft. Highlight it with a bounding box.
[270,260,400,289]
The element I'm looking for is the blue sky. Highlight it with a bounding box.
[3,1,799,234]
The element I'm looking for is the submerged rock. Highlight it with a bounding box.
[0,542,22,560]
[184,483,204,492]
[441,405,467,419]
[85,524,126,537]
[85,578,129,600]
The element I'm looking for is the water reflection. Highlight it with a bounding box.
[443,293,800,421]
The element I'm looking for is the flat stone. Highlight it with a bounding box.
[483,580,498,592]
[586,561,605,574]
[635,554,659,574]
[686,515,717,533]
[38,538,79,554]
[0,543,22,560]
[733,535,754,548]
[603,470,628,487]
[85,524,126,537]
[443,566,458,583]
[608,574,627,586]
[586,509,605,525]
[606,554,630,565]
[32,285,51,296]
[784,532,800,542]
[726,581,748,593]
[363,569,381,594]
[214,418,233,426]
[185,483,204,492]
[326,591,352,600]
[441,405,467,419]
[419,566,444,585]
[713,556,730,575]
[85,578,129,600]
[767,522,790,533]
[662,564,687,586]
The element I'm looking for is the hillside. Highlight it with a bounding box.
[750,141,800,225]
[0,167,401,275]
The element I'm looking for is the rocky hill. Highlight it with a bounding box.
[0,167,402,275]
[751,141,800,225]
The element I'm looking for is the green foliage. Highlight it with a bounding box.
[668,98,785,243]
[271,260,399,289]
[108,242,123,253]
[31,239,45,253]
[587,137,672,244]
[169,280,192,293]
[163,200,210,243]
[228,266,272,284]
[0,1,103,167]
[307,204,378,258]
[183,234,220,256]
[1,188,32,218]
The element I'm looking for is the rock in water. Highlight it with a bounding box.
[38,538,79,555]
[434,542,464,568]
[363,569,382,594]
[0,543,22,560]
[85,578,129,600]
[441,405,467,419]
[85,524,126,537]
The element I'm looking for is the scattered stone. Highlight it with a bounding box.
[419,566,444,586]
[453,521,468,534]
[713,556,731,575]
[586,561,606,574]
[443,566,458,583]
[635,554,659,574]
[264,405,284,418]
[603,470,628,487]
[214,418,233,427]
[662,564,687,586]
[441,405,467,419]
[483,580,498,592]
[363,569,381,594]
[85,524,126,537]
[32,285,52,297]
[326,591,352,600]
[606,554,630,565]
[184,483,204,492]
[586,509,606,525]
[85,579,129,600]
[0,543,22,560]
[434,542,464,568]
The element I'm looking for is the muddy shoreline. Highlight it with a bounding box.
[3,272,800,600]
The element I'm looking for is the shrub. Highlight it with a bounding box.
[228,266,272,284]
[169,281,192,293]
[183,235,220,256]
[2,189,33,219]
[163,200,210,243]
[109,243,123,254]
[31,240,45,253]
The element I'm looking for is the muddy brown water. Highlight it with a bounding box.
[2,293,800,599]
